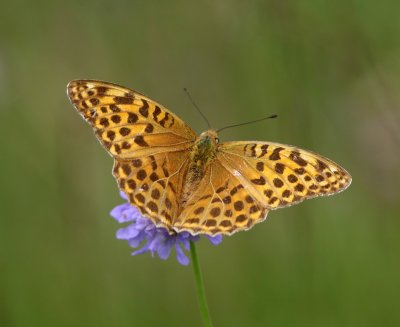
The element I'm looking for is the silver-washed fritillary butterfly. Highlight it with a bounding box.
[67,80,352,236]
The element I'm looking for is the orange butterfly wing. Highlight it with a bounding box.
[67,80,196,230]
[174,141,351,235]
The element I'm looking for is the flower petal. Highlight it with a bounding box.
[116,224,140,240]
[157,239,173,260]
[119,191,129,200]
[206,234,223,245]
[131,242,151,256]
[128,233,145,248]
[175,244,190,266]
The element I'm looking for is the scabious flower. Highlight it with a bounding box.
[110,192,223,265]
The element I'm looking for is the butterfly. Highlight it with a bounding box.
[67,80,352,236]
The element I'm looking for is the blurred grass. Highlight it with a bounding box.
[1,0,400,326]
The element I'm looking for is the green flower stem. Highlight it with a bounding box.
[190,241,213,327]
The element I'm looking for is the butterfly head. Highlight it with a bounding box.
[198,129,219,147]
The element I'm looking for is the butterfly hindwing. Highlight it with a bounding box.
[114,150,190,230]
[174,159,269,235]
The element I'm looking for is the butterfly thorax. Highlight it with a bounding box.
[180,130,219,206]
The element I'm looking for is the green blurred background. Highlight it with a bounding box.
[1,1,400,326]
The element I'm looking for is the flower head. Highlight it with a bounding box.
[110,192,222,265]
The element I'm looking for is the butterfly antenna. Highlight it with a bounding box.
[183,88,211,129]
[217,114,278,133]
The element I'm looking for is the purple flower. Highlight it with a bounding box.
[110,192,223,266]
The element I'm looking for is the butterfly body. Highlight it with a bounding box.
[67,80,352,236]
[181,130,219,207]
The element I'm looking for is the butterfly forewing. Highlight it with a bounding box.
[218,141,352,209]
[67,80,197,158]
